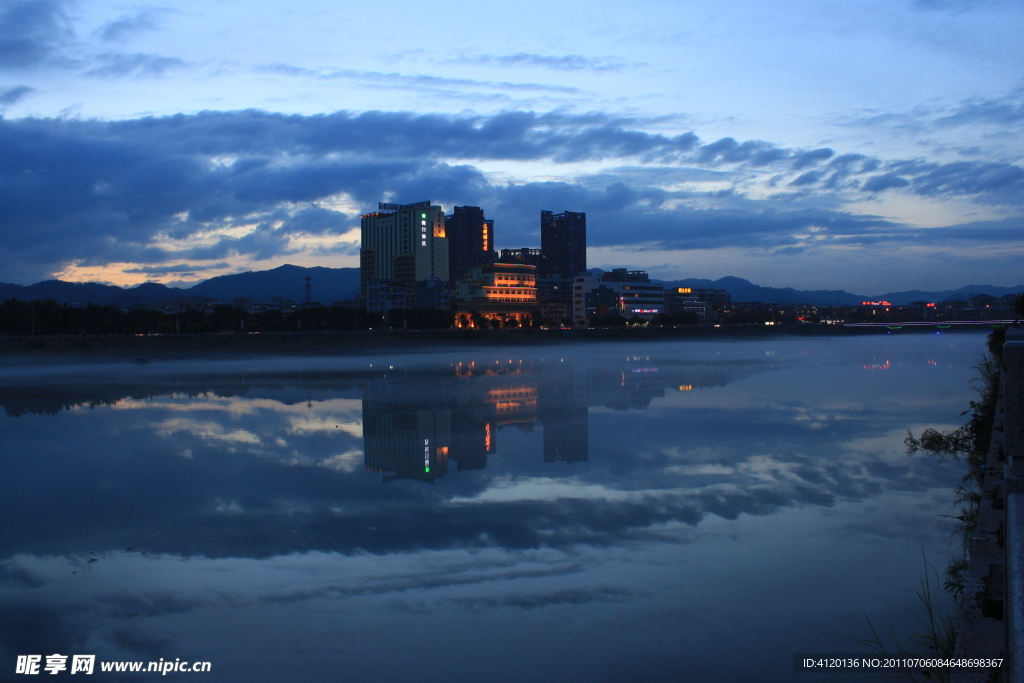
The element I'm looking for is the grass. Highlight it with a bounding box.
[904,348,1000,600]
[849,551,957,683]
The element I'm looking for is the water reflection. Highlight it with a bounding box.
[0,335,983,682]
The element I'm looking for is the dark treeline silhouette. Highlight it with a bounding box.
[0,298,455,336]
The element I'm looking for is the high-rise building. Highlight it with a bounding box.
[445,206,495,282]
[360,200,448,307]
[540,210,586,279]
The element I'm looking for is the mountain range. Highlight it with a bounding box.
[1,265,1022,307]
[0,265,361,307]
[661,276,1024,306]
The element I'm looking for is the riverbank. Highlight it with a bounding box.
[950,328,1024,682]
[0,323,994,359]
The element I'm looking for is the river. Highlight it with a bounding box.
[0,332,985,681]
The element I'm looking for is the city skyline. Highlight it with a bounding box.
[1,0,1023,292]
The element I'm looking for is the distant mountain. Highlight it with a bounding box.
[872,284,1024,305]
[188,265,360,304]
[0,265,361,306]
[661,276,1024,306]
[663,277,865,306]
[3,266,1020,308]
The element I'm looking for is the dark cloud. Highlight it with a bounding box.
[899,217,1024,242]
[695,137,783,165]
[85,52,186,78]
[0,109,1022,282]
[935,97,1024,128]
[446,586,636,611]
[789,170,822,186]
[791,148,834,170]
[0,0,73,69]
[863,173,911,192]
[0,84,33,105]
[123,262,230,275]
[910,160,1024,197]
[98,11,160,42]
[273,207,351,235]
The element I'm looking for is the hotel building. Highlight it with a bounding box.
[360,200,448,308]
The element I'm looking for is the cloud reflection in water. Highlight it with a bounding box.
[0,335,981,681]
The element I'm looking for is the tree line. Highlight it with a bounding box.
[0,299,423,336]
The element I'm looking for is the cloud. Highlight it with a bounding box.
[0,84,33,106]
[254,63,588,96]
[123,262,230,275]
[791,148,834,170]
[85,52,187,78]
[446,586,636,611]
[444,52,626,72]
[935,96,1024,128]
[0,0,73,69]
[910,160,1024,198]
[0,108,1022,283]
[789,170,823,187]
[98,11,161,42]
[862,173,911,192]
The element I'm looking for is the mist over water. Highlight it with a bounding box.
[0,333,984,681]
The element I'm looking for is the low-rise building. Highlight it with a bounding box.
[414,278,452,310]
[454,263,538,328]
[572,269,664,325]
[366,279,409,315]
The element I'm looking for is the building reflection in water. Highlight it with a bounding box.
[362,356,733,483]
[363,359,592,482]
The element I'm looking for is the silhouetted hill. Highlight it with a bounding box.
[2,267,1020,308]
[0,265,361,306]
[662,277,864,306]
[872,284,1024,305]
[189,265,360,303]
[661,277,1024,306]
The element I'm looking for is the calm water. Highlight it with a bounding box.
[0,333,986,681]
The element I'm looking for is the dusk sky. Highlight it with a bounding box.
[1,0,1022,293]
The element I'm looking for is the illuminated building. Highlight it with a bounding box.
[572,269,664,325]
[664,288,706,320]
[445,206,496,282]
[454,263,538,328]
[360,200,448,308]
[540,210,586,278]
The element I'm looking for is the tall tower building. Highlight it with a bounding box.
[360,200,448,305]
[445,206,495,282]
[540,210,586,278]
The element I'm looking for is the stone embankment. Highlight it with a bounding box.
[953,329,1024,683]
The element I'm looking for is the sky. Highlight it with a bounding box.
[1,0,1023,293]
